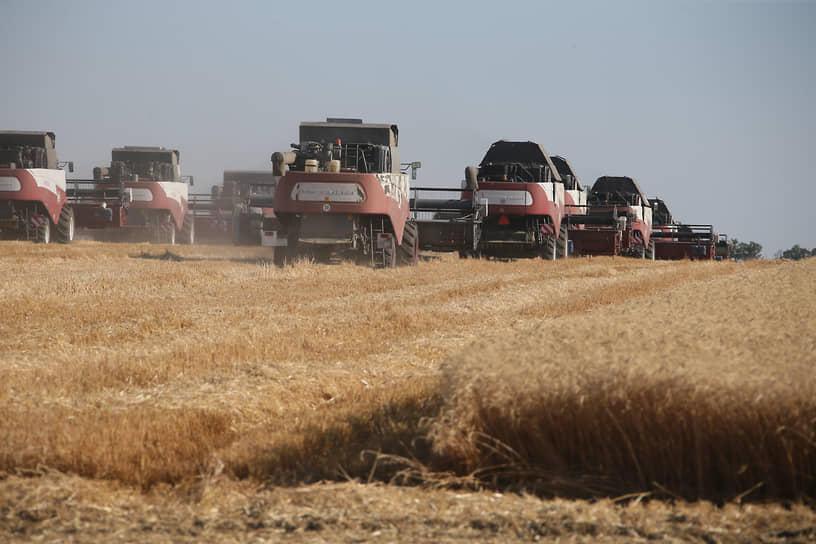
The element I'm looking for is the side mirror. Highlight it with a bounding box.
[68,161,74,173]
[188,176,195,186]
[411,161,421,180]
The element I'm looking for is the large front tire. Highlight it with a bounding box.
[37,216,52,244]
[55,206,75,244]
[155,213,176,245]
[180,213,195,245]
[556,222,568,259]
[398,220,419,266]
[542,234,556,261]
[645,238,655,260]
[273,248,286,267]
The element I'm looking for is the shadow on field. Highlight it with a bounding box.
[130,249,444,265]
[217,385,816,505]
[224,390,445,488]
[130,249,274,265]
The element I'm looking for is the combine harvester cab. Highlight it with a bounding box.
[413,140,568,260]
[69,146,194,244]
[569,176,654,258]
[0,131,74,244]
[270,118,418,268]
[649,197,723,260]
[549,154,587,255]
[550,155,587,218]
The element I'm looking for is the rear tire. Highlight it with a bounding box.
[398,220,419,266]
[382,235,397,268]
[274,218,300,267]
[180,214,195,245]
[37,216,51,244]
[542,233,556,261]
[154,213,176,245]
[55,206,75,244]
[645,238,655,260]
[556,222,568,259]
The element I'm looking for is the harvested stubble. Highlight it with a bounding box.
[430,258,816,501]
[1,241,813,506]
[3,471,816,543]
[2,242,816,541]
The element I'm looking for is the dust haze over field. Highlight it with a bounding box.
[1,242,814,542]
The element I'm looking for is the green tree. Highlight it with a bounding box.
[779,244,816,260]
[729,238,763,261]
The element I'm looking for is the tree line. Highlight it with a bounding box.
[728,239,816,261]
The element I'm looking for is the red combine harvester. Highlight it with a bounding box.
[68,146,194,244]
[412,140,569,260]
[0,131,75,243]
[569,176,654,258]
[268,118,419,267]
[650,197,729,260]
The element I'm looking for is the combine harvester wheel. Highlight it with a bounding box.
[645,238,655,260]
[180,213,195,245]
[399,220,419,266]
[154,212,176,245]
[55,206,75,244]
[542,232,557,260]
[556,223,569,259]
[33,213,51,244]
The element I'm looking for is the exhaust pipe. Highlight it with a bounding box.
[465,166,479,191]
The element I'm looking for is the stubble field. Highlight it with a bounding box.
[1,241,814,542]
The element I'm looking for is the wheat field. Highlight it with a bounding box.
[1,241,814,542]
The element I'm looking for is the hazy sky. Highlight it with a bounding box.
[2,0,814,255]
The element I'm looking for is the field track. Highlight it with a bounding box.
[1,242,814,542]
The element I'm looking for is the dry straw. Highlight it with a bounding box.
[429,258,816,500]
[2,241,813,503]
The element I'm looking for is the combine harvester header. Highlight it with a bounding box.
[567,175,655,258]
[650,197,729,260]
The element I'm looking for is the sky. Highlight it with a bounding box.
[2,0,814,255]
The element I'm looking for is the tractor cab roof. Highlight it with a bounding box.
[0,131,56,148]
[590,176,649,206]
[550,155,584,191]
[111,146,179,164]
[478,140,562,182]
[299,119,399,147]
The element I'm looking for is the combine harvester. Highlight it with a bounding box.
[67,146,195,244]
[189,170,279,245]
[568,176,655,258]
[650,197,729,260]
[412,140,571,260]
[266,118,419,267]
[0,131,75,243]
